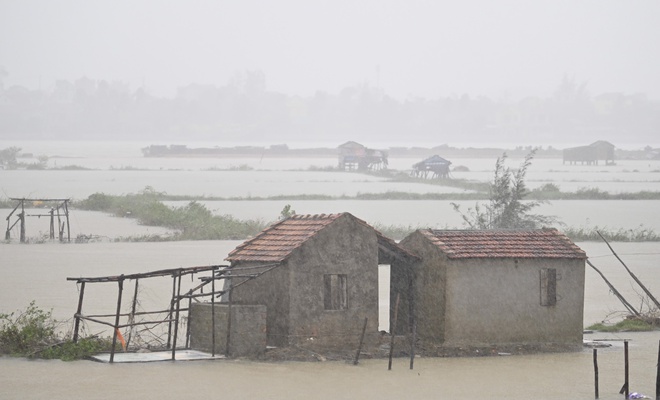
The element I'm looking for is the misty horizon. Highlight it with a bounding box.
[1,1,659,145]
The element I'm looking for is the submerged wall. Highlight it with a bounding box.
[189,303,267,357]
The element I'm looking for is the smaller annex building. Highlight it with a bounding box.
[391,229,587,349]
[225,213,417,351]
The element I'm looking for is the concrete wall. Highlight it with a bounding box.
[392,231,446,341]
[286,214,381,351]
[443,258,585,347]
[189,303,267,357]
[229,261,290,347]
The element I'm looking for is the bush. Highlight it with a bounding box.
[0,302,113,360]
[0,301,56,356]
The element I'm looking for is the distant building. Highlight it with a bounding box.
[563,141,615,165]
[337,141,388,171]
[411,155,452,179]
[391,229,587,350]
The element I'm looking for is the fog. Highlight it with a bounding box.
[1,1,660,145]
[3,0,660,100]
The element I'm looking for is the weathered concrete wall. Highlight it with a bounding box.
[394,231,446,341]
[189,303,267,357]
[443,258,585,347]
[228,261,290,347]
[286,214,381,351]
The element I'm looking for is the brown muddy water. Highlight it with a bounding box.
[1,240,659,400]
[1,142,659,399]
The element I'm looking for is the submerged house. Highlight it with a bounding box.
[391,229,586,349]
[225,213,417,351]
[563,141,615,165]
[411,155,452,179]
[337,141,388,171]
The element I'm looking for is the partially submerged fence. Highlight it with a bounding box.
[67,262,280,362]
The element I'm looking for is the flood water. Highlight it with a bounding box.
[1,141,659,399]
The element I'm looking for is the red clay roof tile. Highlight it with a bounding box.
[226,213,418,263]
[226,213,344,263]
[421,228,586,259]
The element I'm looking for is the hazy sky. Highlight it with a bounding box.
[1,0,659,100]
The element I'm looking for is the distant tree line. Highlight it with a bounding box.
[1,71,658,143]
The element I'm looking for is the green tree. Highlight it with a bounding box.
[452,150,556,229]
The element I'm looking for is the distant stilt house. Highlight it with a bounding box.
[563,141,615,165]
[338,141,388,171]
[391,229,587,350]
[225,213,417,351]
[411,155,452,179]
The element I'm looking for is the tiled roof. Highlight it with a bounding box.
[226,213,343,263]
[226,213,419,263]
[420,229,586,259]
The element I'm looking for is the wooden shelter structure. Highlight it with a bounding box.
[563,141,615,165]
[5,197,71,243]
[337,141,388,171]
[411,155,452,179]
[68,263,281,362]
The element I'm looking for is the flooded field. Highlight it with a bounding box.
[1,240,659,400]
[1,141,659,399]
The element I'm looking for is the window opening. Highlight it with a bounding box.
[540,268,557,306]
[324,274,348,310]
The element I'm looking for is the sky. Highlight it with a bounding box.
[1,0,659,101]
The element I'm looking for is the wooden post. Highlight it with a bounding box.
[110,277,124,363]
[655,341,660,400]
[586,260,641,318]
[125,279,139,349]
[598,231,660,310]
[49,208,55,240]
[64,200,70,242]
[388,293,400,371]
[19,199,25,243]
[56,205,62,242]
[171,271,183,361]
[225,281,233,358]
[72,282,85,342]
[353,317,368,365]
[410,320,416,370]
[619,341,629,398]
[211,267,216,357]
[167,275,177,349]
[409,271,416,370]
[593,348,599,399]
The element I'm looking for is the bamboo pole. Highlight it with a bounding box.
[167,275,177,349]
[49,208,54,240]
[225,279,233,358]
[72,282,85,342]
[125,279,139,349]
[110,277,124,363]
[388,293,400,371]
[353,317,368,365]
[619,341,629,398]
[656,340,659,400]
[171,271,183,361]
[409,320,416,370]
[593,348,599,399]
[211,267,217,357]
[64,200,70,242]
[19,200,25,243]
[586,260,641,317]
[597,231,660,310]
